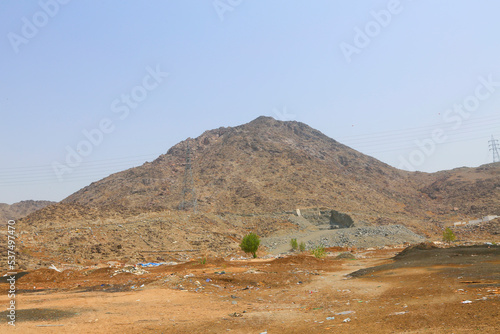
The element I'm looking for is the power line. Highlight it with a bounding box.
[0,153,160,172]
[340,115,500,150]
[2,115,499,187]
[361,132,499,155]
[3,114,499,176]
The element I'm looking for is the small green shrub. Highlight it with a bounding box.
[443,227,456,243]
[290,238,298,251]
[311,244,326,258]
[240,232,261,258]
[299,242,306,252]
[199,257,207,265]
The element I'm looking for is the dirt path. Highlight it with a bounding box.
[1,246,498,333]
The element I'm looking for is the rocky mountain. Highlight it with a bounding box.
[419,163,500,216]
[62,116,432,219]
[0,200,54,223]
[15,117,500,267]
[25,116,500,225]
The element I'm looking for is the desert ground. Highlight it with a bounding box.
[1,243,498,333]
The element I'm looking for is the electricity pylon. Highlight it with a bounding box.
[489,135,500,163]
[179,142,197,212]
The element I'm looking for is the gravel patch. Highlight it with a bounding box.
[262,225,426,254]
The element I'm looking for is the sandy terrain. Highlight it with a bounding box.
[1,244,498,333]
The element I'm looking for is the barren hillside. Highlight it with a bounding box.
[0,200,54,223]
[418,163,500,216]
[14,117,500,267]
[62,116,433,218]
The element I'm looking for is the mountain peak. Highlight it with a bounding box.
[251,115,277,123]
[62,117,418,215]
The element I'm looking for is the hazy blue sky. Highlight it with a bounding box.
[1,1,500,204]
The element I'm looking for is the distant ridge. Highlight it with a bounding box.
[0,200,55,222]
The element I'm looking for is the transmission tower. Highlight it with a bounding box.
[179,142,197,212]
[489,135,500,163]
